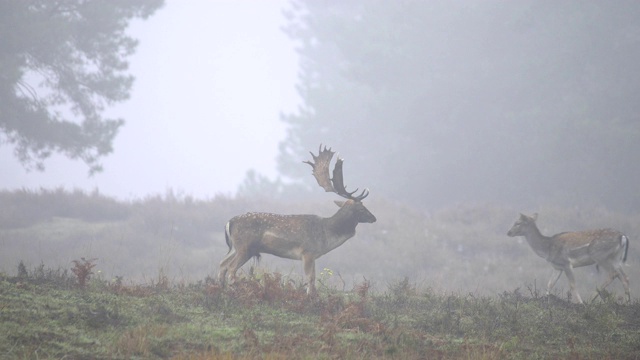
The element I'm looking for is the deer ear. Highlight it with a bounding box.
[334,200,346,208]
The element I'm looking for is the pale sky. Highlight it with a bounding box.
[0,0,300,200]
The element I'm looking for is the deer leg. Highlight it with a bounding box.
[620,271,630,302]
[563,267,583,304]
[614,265,631,302]
[598,265,617,291]
[547,269,563,295]
[228,250,252,283]
[598,264,631,302]
[591,264,617,302]
[302,253,317,296]
[218,249,236,284]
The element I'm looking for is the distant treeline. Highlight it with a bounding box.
[0,188,130,228]
[0,188,270,230]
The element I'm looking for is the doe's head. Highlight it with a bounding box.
[507,213,538,237]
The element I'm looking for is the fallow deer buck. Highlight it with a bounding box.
[507,213,630,303]
[218,145,376,295]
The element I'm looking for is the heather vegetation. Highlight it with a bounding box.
[1,189,639,358]
[2,260,640,359]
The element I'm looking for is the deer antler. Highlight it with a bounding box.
[332,157,369,200]
[304,144,335,192]
[304,144,369,201]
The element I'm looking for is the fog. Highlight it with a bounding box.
[1,0,299,199]
[274,1,640,212]
[3,1,639,212]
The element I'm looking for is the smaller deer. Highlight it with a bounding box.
[507,213,630,303]
[218,145,376,295]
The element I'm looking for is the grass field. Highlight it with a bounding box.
[2,265,640,359]
[1,189,639,358]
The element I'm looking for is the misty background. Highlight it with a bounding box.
[1,1,640,297]
[3,1,639,211]
[1,0,297,199]
[276,1,640,212]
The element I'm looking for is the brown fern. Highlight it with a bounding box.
[71,257,98,288]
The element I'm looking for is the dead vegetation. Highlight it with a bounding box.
[71,257,98,288]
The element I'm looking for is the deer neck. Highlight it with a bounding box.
[321,210,359,254]
[522,224,553,260]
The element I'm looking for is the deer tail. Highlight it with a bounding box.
[621,235,629,263]
[224,221,232,254]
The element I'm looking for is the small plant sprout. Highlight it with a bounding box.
[318,267,336,290]
[320,268,334,278]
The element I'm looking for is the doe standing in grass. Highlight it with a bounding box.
[507,213,630,303]
[218,145,376,295]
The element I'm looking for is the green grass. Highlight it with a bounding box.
[1,269,640,359]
